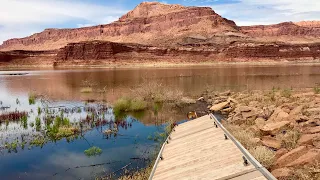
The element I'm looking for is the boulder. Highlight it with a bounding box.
[305,126,320,134]
[275,148,289,159]
[276,111,289,121]
[271,168,293,179]
[286,149,320,167]
[255,117,266,128]
[260,121,290,135]
[261,136,282,149]
[298,134,320,145]
[289,105,304,116]
[210,101,229,112]
[306,107,320,115]
[275,146,308,167]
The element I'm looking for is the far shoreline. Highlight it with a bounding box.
[1,60,320,71]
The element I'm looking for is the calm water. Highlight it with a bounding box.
[1,64,320,179]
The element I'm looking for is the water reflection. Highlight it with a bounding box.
[1,64,320,179]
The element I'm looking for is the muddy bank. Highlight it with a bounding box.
[200,88,320,179]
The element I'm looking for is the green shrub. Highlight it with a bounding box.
[84,146,102,157]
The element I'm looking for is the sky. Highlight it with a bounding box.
[1,0,320,44]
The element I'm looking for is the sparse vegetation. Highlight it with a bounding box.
[276,129,301,150]
[28,93,36,105]
[84,146,103,157]
[281,88,292,98]
[80,87,93,93]
[249,146,275,169]
[314,86,320,94]
[113,97,147,113]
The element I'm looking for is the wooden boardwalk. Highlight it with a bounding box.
[149,114,276,180]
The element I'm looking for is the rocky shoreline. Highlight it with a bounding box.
[199,88,320,179]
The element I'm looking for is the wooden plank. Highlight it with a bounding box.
[152,115,268,180]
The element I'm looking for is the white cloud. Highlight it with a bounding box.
[0,0,127,44]
[210,0,320,26]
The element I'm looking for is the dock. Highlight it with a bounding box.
[149,114,276,180]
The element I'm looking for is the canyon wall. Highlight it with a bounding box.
[0,2,237,51]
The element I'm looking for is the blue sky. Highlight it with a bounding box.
[1,0,320,44]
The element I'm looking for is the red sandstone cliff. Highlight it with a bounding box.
[1,2,320,65]
[0,2,237,51]
[241,22,320,38]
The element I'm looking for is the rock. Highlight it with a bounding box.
[289,105,304,116]
[298,134,320,145]
[305,126,320,134]
[271,168,292,179]
[197,97,204,101]
[181,97,196,104]
[207,105,212,109]
[276,111,289,121]
[242,110,258,119]
[286,149,320,167]
[237,106,253,112]
[288,115,309,123]
[255,117,266,128]
[275,146,308,167]
[260,121,290,135]
[219,90,231,96]
[275,148,289,159]
[306,107,320,115]
[261,136,282,149]
[210,101,229,112]
[227,97,238,104]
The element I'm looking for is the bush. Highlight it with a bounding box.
[249,146,275,169]
[276,129,301,150]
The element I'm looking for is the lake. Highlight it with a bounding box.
[1,64,320,179]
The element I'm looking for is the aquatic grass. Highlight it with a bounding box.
[113,97,147,113]
[5,140,19,153]
[21,115,28,129]
[30,136,46,147]
[35,117,41,131]
[84,146,103,157]
[37,107,42,115]
[28,93,36,105]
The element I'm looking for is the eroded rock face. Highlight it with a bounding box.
[241,22,320,37]
[0,2,237,51]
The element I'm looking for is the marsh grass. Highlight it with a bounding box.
[28,93,36,105]
[118,164,153,180]
[113,97,147,113]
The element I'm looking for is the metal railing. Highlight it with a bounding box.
[148,126,175,180]
[209,113,277,180]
